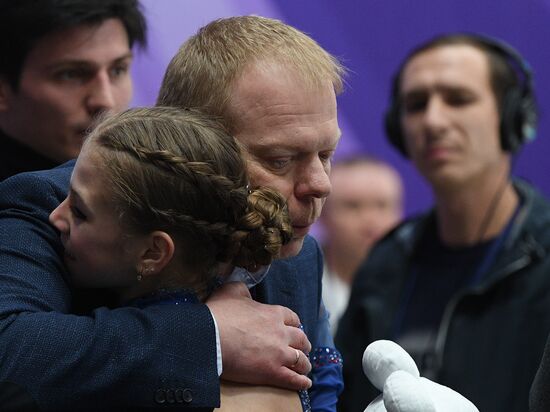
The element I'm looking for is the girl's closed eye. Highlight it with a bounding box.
[70,205,87,221]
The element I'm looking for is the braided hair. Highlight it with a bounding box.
[87,107,292,293]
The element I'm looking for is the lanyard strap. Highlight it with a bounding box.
[467,203,520,287]
[391,203,521,340]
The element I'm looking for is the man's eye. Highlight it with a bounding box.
[342,200,362,212]
[70,206,87,221]
[320,151,334,165]
[446,93,474,107]
[403,98,427,114]
[56,68,89,82]
[110,64,129,78]
[269,158,291,170]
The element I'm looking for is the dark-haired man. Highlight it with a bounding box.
[0,0,146,180]
[337,34,550,412]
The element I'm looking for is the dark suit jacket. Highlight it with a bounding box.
[0,162,324,411]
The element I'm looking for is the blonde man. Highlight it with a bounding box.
[158,16,346,411]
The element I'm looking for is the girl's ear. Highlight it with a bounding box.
[136,231,175,278]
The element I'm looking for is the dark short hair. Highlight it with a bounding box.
[0,0,147,89]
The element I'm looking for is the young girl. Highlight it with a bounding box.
[49,107,341,411]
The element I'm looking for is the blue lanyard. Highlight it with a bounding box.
[467,204,520,288]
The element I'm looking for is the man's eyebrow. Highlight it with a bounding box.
[401,88,427,98]
[252,135,342,155]
[404,83,475,95]
[112,52,134,62]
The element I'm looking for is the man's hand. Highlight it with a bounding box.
[206,282,312,390]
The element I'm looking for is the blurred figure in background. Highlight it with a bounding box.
[0,0,146,181]
[320,156,403,334]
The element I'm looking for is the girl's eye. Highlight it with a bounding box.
[70,206,87,221]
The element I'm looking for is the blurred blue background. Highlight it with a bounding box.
[131,0,550,217]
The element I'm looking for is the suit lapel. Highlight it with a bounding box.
[252,257,300,313]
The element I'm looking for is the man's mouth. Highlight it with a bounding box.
[424,145,453,161]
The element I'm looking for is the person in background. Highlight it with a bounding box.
[319,156,403,334]
[0,0,146,181]
[336,33,550,412]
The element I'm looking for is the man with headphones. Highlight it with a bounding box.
[336,33,550,412]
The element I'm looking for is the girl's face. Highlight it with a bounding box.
[49,142,145,289]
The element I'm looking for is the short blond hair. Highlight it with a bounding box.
[157,15,345,130]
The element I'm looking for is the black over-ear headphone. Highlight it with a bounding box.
[384,33,538,157]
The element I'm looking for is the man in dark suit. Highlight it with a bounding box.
[0,15,344,411]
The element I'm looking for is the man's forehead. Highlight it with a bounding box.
[244,128,341,152]
[25,19,131,67]
[401,44,491,92]
[232,60,335,106]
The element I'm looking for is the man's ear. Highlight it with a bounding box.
[137,231,175,278]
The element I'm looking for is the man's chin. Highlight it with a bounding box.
[280,236,305,258]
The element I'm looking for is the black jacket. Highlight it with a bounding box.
[337,180,550,412]
[530,331,550,411]
[0,129,57,181]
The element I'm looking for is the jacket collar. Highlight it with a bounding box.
[0,128,59,181]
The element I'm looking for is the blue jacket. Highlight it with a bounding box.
[0,162,327,410]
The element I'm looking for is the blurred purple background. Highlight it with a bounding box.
[131,0,550,218]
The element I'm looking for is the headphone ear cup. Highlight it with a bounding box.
[385,105,409,158]
[499,90,519,153]
[500,87,533,153]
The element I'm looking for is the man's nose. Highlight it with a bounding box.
[295,158,332,199]
[86,71,115,115]
[423,96,449,134]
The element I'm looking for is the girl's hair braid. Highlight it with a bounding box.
[87,107,292,292]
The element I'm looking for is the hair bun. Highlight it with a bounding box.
[230,187,292,271]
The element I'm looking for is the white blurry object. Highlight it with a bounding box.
[362,340,479,412]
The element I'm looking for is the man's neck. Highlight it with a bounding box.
[434,179,519,247]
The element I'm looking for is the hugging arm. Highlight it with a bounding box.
[0,168,219,410]
[0,166,312,409]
